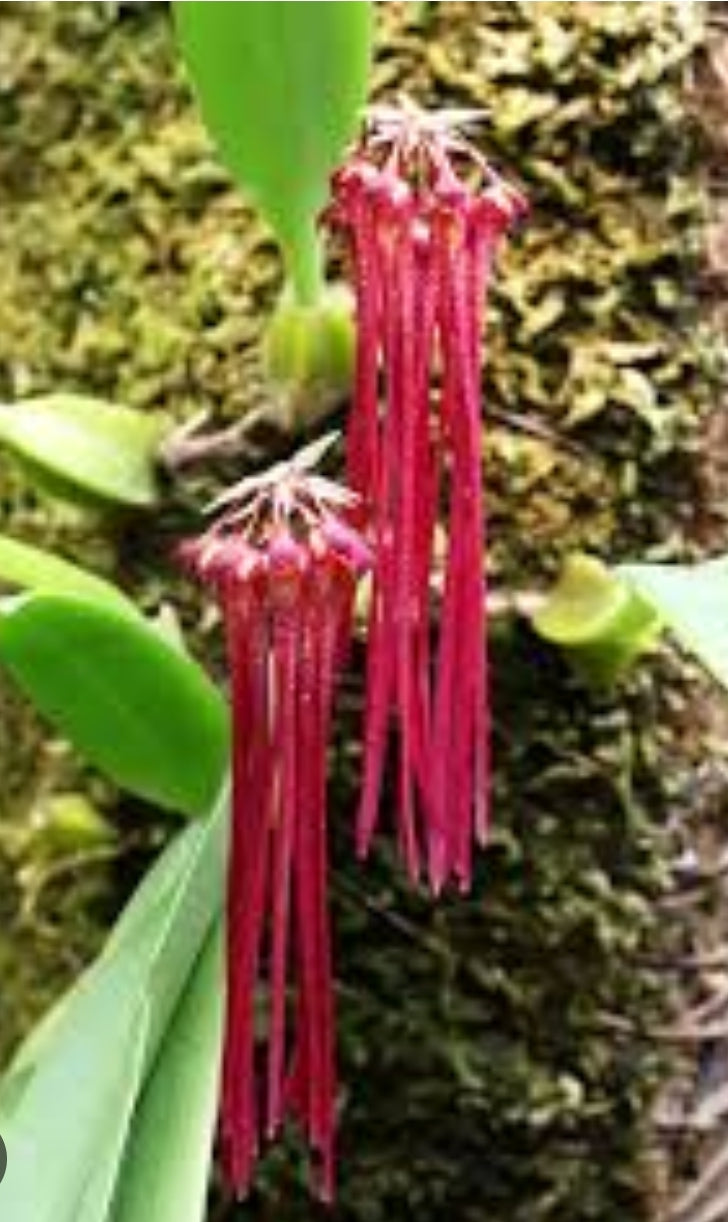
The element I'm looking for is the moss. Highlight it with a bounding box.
[0,3,713,1219]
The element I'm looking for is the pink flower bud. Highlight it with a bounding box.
[320,516,373,575]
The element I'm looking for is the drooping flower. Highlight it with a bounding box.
[181,439,370,1202]
[326,101,526,893]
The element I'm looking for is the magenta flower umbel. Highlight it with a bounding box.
[181,441,370,1202]
[327,102,526,893]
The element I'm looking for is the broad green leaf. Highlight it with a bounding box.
[0,594,228,817]
[122,791,226,1060]
[76,1099,143,1222]
[71,1008,149,1222]
[0,795,226,1120]
[111,923,223,1222]
[0,942,150,1222]
[0,533,137,616]
[621,556,728,690]
[175,2,373,302]
[108,799,225,959]
[0,394,162,508]
[0,791,227,1222]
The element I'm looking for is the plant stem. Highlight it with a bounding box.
[287,224,325,307]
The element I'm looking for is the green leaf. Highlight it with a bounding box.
[0,806,221,1127]
[0,943,151,1222]
[621,556,728,690]
[110,923,223,1222]
[0,594,228,817]
[0,791,227,1222]
[533,553,661,687]
[0,395,162,508]
[74,1037,149,1222]
[0,533,138,616]
[174,2,373,303]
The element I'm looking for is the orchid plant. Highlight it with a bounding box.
[0,6,724,1222]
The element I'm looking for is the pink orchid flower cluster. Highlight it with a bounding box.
[329,102,525,892]
[183,104,524,1202]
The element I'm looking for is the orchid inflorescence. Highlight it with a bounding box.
[328,98,526,892]
[181,439,370,1202]
[183,102,523,1201]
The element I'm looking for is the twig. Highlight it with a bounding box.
[640,948,728,972]
[484,405,591,458]
[668,1135,728,1222]
[486,588,546,619]
[158,413,269,473]
[598,1011,728,1045]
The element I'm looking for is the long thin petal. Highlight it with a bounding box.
[220,590,273,1192]
[266,603,298,1138]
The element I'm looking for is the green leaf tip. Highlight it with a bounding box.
[0,593,229,817]
[0,534,138,617]
[533,553,661,687]
[0,394,163,509]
